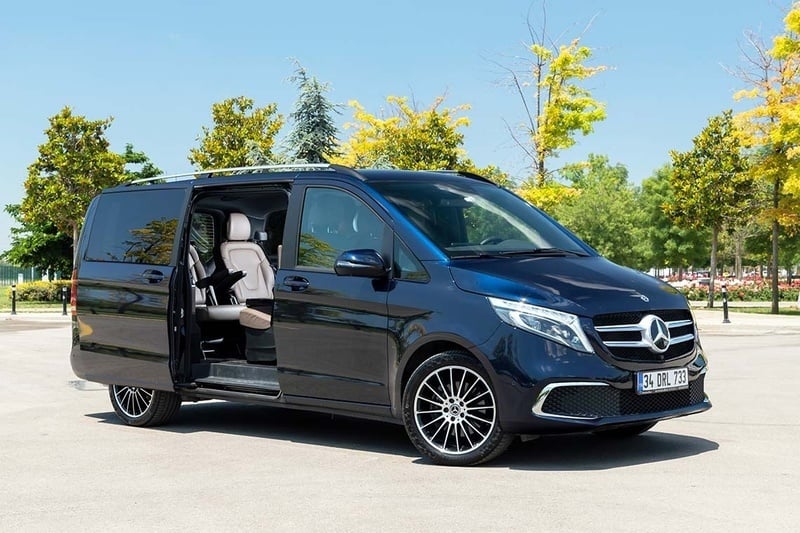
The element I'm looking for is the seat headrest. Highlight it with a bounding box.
[227,213,251,241]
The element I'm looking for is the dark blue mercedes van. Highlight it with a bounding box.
[70,164,710,465]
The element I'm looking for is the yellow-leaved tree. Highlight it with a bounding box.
[333,95,470,171]
[189,96,283,170]
[499,6,607,187]
[332,95,511,186]
[734,3,800,313]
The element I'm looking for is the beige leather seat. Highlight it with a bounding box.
[220,213,276,362]
[189,243,243,322]
[220,213,275,303]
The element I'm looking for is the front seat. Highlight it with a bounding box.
[189,242,242,323]
[219,212,276,362]
[219,212,275,302]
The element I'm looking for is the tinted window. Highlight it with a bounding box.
[394,238,428,282]
[298,188,385,270]
[85,190,184,265]
[370,180,591,258]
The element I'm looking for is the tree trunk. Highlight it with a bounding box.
[735,237,743,280]
[771,218,780,314]
[708,226,718,308]
[536,158,546,187]
[771,177,780,315]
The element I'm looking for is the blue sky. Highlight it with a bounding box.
[0,0,787,254]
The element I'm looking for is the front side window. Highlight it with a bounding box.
[394,238,428,282]
[85,190,184,265]
[298,187,386,270]
[370,180,592,259]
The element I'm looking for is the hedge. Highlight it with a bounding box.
[681,284,800,302]
[5,280,72,302]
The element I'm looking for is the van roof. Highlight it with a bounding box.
[109,164,497,193]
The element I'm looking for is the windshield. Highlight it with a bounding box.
[370,179,593,258]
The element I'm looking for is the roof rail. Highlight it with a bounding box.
[432,170,498,186]
[126,163,352,185]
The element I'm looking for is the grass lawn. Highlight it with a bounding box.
[0,291,63,313]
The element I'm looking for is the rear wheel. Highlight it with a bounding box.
[402,351,513,466]
[594,422,657,439]
[108,385,181,427]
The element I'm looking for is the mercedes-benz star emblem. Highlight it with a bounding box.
[641,315,670,354]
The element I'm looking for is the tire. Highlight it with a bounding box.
[594,422,657,439]
[402,351,514,466]
[108,385,181,427]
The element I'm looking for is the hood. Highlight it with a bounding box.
[449,256,687,317]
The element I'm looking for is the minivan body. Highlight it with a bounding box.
[70,164,710,466]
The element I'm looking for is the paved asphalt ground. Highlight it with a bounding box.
[1,310,798,532]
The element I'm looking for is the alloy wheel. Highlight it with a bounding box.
[413,365,497,455]
[111,385,154,419]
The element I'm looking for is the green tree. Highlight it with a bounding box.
[734,6,800,312]
[637,165,708,274]
[285,63,341,163]
[122,143,162,181]
[333,95,472,170]
[669,110,753,307]
[189,96,284,169]
[550,154,642,267]
[500,6,607,186]
[6,141,159,271]
[21,107,125,262]
[1,204,72,277]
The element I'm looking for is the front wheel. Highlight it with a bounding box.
[108,385,181,427]
[402,352,513,466]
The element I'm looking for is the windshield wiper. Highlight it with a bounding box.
[452,248,589,259]
[495,248,589,257]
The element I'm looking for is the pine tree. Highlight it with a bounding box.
[285,63,341,164]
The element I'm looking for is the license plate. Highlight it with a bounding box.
[635,367,689,395]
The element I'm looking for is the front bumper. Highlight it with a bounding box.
[477,324,711,434]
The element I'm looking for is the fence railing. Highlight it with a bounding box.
[0,264,43,286]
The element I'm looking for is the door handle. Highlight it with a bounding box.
[142,270,165,283]
[284,276,309,291]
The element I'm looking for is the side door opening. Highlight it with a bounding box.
[177,185,290,398]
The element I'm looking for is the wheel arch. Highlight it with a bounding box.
[390,334,494,418]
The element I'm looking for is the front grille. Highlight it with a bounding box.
[593,309,695,363]
[592,309,691,327]
[540,375,706,419]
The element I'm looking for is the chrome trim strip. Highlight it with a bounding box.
[531,382,610,420]
[595,318,693,333]
[605,335,694,349]
[604,340,650,348]
[595,323,645,332]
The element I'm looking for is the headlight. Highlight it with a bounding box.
[488,297,594,353]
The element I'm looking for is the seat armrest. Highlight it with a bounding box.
[240,307,271,330]
[196,304,244,322]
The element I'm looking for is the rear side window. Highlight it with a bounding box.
[85,190,184,265]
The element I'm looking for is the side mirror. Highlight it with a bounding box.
[334,249,389,278]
